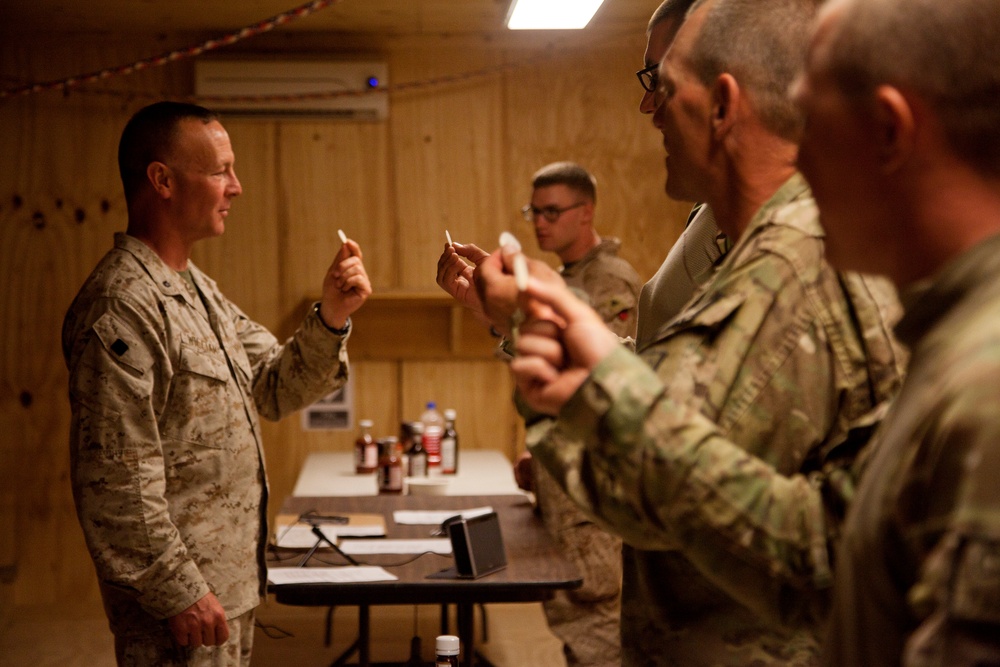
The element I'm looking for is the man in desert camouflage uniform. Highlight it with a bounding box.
[520,161,638,666]
[62,101,371,666]
[789,0,1000,663]
[437,162,639,666]
[475,0,905,664]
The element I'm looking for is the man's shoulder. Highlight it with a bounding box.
[582,240,642,287]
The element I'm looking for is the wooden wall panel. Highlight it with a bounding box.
[277,121,395,300]
[390,46,511,290]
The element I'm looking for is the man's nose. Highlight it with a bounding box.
[639,89,656,115]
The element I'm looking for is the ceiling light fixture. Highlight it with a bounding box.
[505,0,605,30]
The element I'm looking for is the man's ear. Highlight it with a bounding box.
[147,161,173,199]
[872,85,915,173]
[711,73,740,137]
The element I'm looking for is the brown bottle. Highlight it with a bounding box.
[440,409,459,475]
[408,423,428,478]
[377,437,403,494]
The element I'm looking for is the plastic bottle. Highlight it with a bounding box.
[407,422,428,478]
[354,419,377,474]
[421,402,444,469]
[435,635,460,667]
[377,437,403,494]
[440,409,459,475]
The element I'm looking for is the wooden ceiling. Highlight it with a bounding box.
[2,0,656,38]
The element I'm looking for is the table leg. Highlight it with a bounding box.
[359,605,370,667]
[457,603,474,667]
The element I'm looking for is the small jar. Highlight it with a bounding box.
[435,635,460,667]
[354,419,377,474]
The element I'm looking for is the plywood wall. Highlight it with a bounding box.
[0,29,691,614]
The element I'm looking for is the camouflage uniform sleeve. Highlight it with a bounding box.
[527,345,833,624]
[236,301,350,421]
[589,277,639,340]
[901,387,1000,665]
[68,297,211,619]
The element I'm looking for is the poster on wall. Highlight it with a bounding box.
[301,377,354,431]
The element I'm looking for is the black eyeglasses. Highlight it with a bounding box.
[636,63,658,93]
[521,201,586,223]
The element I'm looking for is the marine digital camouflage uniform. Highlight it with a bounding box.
[526,174,906,666]
[63,233,349,657]
[528,236,639,666]
[560,237,640,340]
[824,233,1000,666]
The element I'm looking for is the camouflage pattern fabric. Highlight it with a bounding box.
[560,237,641,340]
[63,233,349,641]
[114,609,255,667]
[824,232,1000,666]
[526,174,907,666]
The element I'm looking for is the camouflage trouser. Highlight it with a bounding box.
[114,608,255,667]
[534,459,622,667]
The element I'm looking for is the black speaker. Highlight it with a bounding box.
[442,511,507,579]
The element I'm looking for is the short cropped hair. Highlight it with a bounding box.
[531,162,598,204]
[826,0,1000,176]
[648,0,699,32]
[117,101,218,201]
[687,0,821,142]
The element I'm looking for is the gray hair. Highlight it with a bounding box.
[687,0,822,141]
[825,0,1000,176]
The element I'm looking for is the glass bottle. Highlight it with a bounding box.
[354,419,377,474]
[421,401,444,469]
[440,409,459,475]
[435,635,460,667]
[377,437,403,494]
[407,422,428,478]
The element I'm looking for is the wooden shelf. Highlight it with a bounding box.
[345,291,499,360]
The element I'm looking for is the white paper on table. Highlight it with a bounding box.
[267,566,397,585]
[275,523,385,548]
[339,539,452,555]
[392,506,494,525]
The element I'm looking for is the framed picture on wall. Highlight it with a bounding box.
[300,377,354,431]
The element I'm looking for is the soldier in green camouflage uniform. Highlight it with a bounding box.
[526,162,637,666]
[439,162,638,666]
[62,102,371,666]
[790,0,1000,663]
[474,1,906,664]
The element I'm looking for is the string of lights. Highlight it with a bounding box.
[2,0,622,105]
[0,0,343,100]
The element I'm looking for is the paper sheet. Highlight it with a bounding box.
[338,539,452,555]
[392,506,494,525]
[267,566,397,585]
[274,513,386,548]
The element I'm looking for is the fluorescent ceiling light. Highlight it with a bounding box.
[506,0,605,30]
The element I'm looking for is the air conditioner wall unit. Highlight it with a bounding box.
[194,60,388,120]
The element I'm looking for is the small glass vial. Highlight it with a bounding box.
[407,423,428,478]
[377,437,403,494]
[435,635,460,667]
[354,419,377,474]
[440,409,459,475]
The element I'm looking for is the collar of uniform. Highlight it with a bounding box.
[561,237,621,276]
[896,231,1000,348]
[114,232,198,304]
[743,172,818,239]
